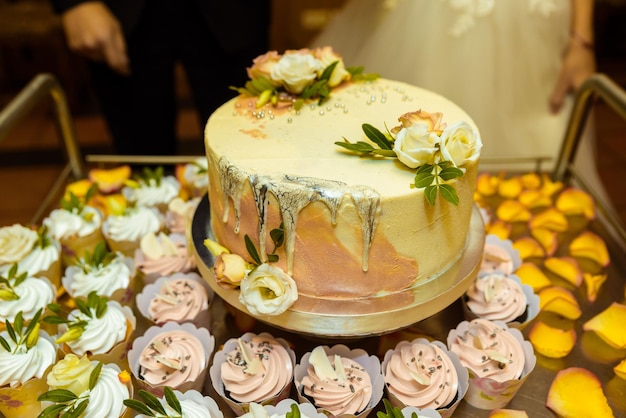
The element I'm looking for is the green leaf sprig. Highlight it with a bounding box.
[0,308,42,354]
[33,224,52,249]
[60,184,98,217]
[37,362,103,418]
[43,291,109,344]
[0,263,28,301]
[376,399,418,418]
[245,222,284,265]
[123,387,183,418]
[75,241,117,274]
[131,166,164,188]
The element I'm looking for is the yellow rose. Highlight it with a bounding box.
[392,125,440,169]
[47,354,95,395]
[213,253,250,287]
[0,224,37,265]
[313,46,351,87]
[439,121,482,167]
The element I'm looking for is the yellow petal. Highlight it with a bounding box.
[529,319,577,358]
[529,207,569,232]
[89,165,132,193]
[546,367,615,418]
[513,237,546,260]
[544,256,583,287]
[530,228,559,257]
[496,200,532,222]
[539,174,564,197]
[539,286,582,320]
[515,262,552,291]
[556,187,596,220]
[476,172,500,196]
[486,219,512,240]
[518,189,553,209]
[583,272,608,303]
[614,358,626,380]
[520,172,542,190]
[569,231,611,267]
[65,179,94,199]
[583,302,626,350]
[497,177,523,199]
[489,409,529,418]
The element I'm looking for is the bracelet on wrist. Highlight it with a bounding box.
[570,31,594,50]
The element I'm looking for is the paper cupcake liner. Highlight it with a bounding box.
[294,344,385,418]
[446,320,537,410]
[60,230,105,267]
[381,338,468,418]
[210,332,296,416]
[128,322,215,397]
[462,274,540,330]
[33,255,62,290]
[135,272,213,329]
[0,371,51,417]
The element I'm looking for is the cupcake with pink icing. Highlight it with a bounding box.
[102,204,164,257]
[479,235,522,277]
[165,197,200,235]
[135,272,212,328]
[294,344,384,417]
[463,272,539,329]
[210,331,296,416]
[122,166,181,213]
[447,319,536,410]
[381,338,468,417]
[125,387,223,418]
[134,231,197,285]
[128,322,215,397]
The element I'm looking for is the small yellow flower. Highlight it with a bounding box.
[117,370,131,384]
[55,326,84,344]
[25,322,40,349]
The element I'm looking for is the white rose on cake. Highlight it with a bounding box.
[393,125,440,169]
[313,46,351,87]
[239,263,298,316]
[439,121,482,167]
[270,49,324,94]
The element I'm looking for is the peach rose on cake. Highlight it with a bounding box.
[393,123,441,169]
[214,253,251,288]
[239,264,297,316]
[247,50,282,84]
[313,46,351,87]
[439,121,482,167]
[270,49,324,94]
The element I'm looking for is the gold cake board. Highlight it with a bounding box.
[191,195,485,338]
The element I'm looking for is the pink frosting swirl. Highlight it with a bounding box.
[466,273,527,323]
[148,278,209,324]
[384,341,458,410]
[448,319,525,382]
[220,336,293,403]
[138,330,206,389]
[480,243,514,275]
[135,236,196,277]
[301,355,372,415]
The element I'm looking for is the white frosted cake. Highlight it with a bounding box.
[204,48,482,315]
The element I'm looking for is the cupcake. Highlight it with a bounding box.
[378,399,442,418]
[41,354,133,417]
[176,157,209,198]
[102,205,164,257]
[0,309,58,417]
[447,319,536,410]
[135,272,212,328]
[241,398,329,418]
[479,234,522,276]
[165,197,200,235]
[128,322,215,396]
[122,166,181,213]
[463,273,539,329]
[42,188,104,266]
[134,231,197,284]
[62,241,136,305]
[295,344,384,417]
[125,387,223,418]
[49,293,136,371]
[210,332,296,416]
[381,338,468,417]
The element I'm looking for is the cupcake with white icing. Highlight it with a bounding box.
[134,231,197,285]
[102,205,164,257]
[62,241,136,305]
[241,399,329,418]
[177,158,209,198]
[0,309,58,417]
[122,166,181,213]
[126,387,223,418]
[41,354,133,418]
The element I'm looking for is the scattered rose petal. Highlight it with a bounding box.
[65,179,94,199]
[569,231,611,267]
[486,219,512,239]
[614,358,626,380]
[515,262,552,291]
[529,319,576,358]
[546,367,614,418]
[529,207,569,232]
[518,189,553,209]
[489,409,529,418]
[583,272,608,303]
[89,165,132,193]
[476,172,499,196]
[539,286,582,320]
[496,200,532,222]
[556,187,596,220]
[92,193,127,217]
[520,172,542,190]
[513,236,546,260]
[497,176,523,199]
[539,174,564,197]
[583,302,626,350]
[530,228,559,257]
[544,256,583,287]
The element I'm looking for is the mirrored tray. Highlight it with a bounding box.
[190,195,485,338]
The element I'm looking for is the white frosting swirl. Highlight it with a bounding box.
[0,224,37,265]
[123,176,180,208]
[103,206,163,242]
[183,159,209,194]
[466,274,527,323]
[0,276,55,323]
[64,302,131,356]
[82,364,130,418]
[64,254,134,298]
[0,331,56,387]
[5,238,61,278]
[43,206,102,240]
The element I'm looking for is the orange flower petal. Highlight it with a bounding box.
[88,165,131,193]
[530,228,559,257]
[520,172,542,190]
[539,286,582,320]
[486,219,512,240]
[489,409,529,418]
[497,176,523,199]
[569,231,611,267]
[544,256,583,287]
[529,319,577,358]
[496,200,532,222]
[64,179,94,199]
[476,172,500,196]
[515,262,552,291]
[555,187,596,220]
[583,272,608,303]
[546,367,615,417]
[614,358,626,380]
[583,302,626,350]
[513,237,546,260]
[518,189,553,209]
[92,194,127,217]
[540,174,564,197]
[529,207,569,232]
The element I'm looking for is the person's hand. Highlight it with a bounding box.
[548,39,596,114]
[61,1,131,75]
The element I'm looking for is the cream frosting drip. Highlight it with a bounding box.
[104,206,162,242]
[44,206,102,240]
[384,342,458,410]
[124,176,181,208]
[0,331,56,387]
[64,302,130,356]
[136,234,196,277]
[449,319,525,382]
[66,254,133,298]
[148,278,209,323]
[301,355,372,415]
[221,336,292,403]
[466,274,527,323]
[0,276,55,322]
[82,365,130,418]
[138,330,206,388]
[219,158,380,273]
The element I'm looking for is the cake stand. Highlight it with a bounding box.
[191,195,485,338]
